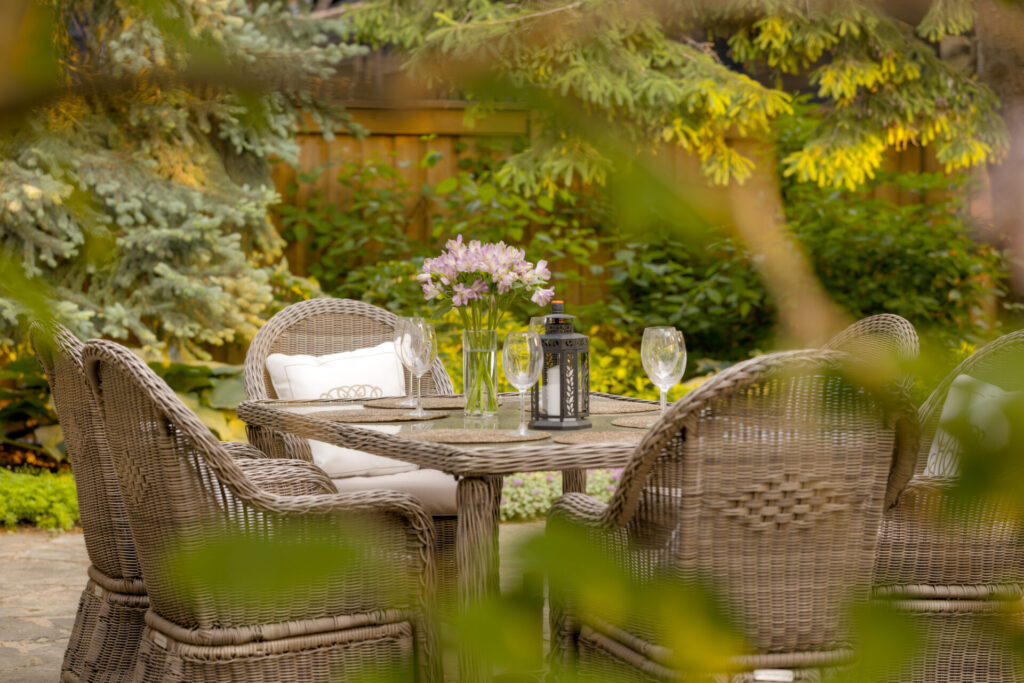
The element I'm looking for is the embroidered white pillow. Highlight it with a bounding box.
[265,343,415,477]
[266,342,405,401]
[925,374,1022,478]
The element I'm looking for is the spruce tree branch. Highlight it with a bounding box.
[457,1,584,27]
[0,64,313,122]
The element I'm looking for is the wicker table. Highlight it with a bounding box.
[237,392,657,683]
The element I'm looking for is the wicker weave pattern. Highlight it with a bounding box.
[874,477,1024,592]
[547,350,918,677]
[32,324,142,581]
[876,601,1024,683]
[237,391,655,683]
[236,394,665,478]
[83,339,442,682]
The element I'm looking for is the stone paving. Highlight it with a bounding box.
[0,522,544,682]
[0,530,87,683]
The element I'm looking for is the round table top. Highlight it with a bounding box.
[237,392,661,476]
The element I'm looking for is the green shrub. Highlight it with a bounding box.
[787,170,1003,347]
[500,469,621,522]
[0,468,79,530]
[597,237,775,362]
[0,348,248,472]
[150,360,248,442]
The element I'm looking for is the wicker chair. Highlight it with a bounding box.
[30,323,148,683]
[873,330,1024,682]
[547,349,918,681]
[30,324,338,682]
[243,297,459,598]
[83,338,442,682]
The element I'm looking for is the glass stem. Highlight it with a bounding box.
[417,373,423,412]
[519,390,527,433]
[660,388,668,415]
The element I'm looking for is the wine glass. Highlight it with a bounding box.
[393,317,419,407]
[503,331,543,436]
[641,327,687,415]
[402,320,438,418]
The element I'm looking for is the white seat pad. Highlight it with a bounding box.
[331,468,458,517]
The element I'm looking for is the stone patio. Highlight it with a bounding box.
[0,530,86,682]
[0,522,544,682]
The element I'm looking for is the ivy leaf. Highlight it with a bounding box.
[435,177,459,195]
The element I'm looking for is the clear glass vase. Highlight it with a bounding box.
[463,329,499,417]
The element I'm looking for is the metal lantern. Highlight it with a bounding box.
[529,301,591,430]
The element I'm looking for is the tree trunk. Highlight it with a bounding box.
[974,0,1024,295]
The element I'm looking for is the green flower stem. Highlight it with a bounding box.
[464,329,499,415]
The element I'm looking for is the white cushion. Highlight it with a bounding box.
[266,344,417,478]
[308,425,414,478]
[331,468,458,516]
[266,342,405,401]
[925,375,1022,477]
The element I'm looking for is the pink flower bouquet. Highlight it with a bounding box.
[418,235,554,329]
[418,236,554,415]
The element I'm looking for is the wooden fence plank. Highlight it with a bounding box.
[393,135,428,240]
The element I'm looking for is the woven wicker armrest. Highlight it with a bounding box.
[221,441,269,459]
[251,489,436,548]
[235,458,337,496]
[875,475,1024,596]
[549,492,611,528]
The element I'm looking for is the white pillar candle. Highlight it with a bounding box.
[545,366,561,418]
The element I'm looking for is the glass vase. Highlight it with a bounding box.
[463,329,499,417]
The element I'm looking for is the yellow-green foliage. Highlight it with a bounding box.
[350,0,1006,193]
[0,468,78,530]
[587,326,689,402]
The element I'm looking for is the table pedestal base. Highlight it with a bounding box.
[456,475,503,682]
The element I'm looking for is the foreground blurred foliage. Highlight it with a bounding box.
[160,507,1012,681]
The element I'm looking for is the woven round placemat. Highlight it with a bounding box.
[610,415,660,430]
[552,430,645,445]
[588,399,658,415]
[401,429,551,444]
[314,409,450,423]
